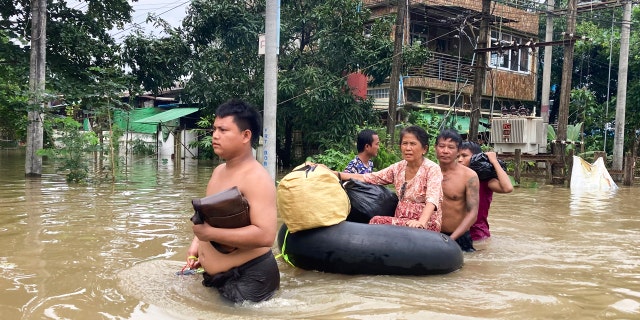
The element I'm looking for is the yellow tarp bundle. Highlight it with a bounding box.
[277,164,350,233]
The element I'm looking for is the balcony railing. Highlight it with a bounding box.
[407,52,475,84]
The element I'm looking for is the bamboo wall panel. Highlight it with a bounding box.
[364,0,539,35]
[485,70,537,101]
[404,77,473,95]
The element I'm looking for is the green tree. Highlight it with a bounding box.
[558,5,640,155]
[1,1,136,149]
[1,0,135,90]
[122,25,191,95]
[0,29,29,144]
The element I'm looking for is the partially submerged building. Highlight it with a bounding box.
[115,90,201,160]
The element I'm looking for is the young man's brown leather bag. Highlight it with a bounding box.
[191,186,250,254]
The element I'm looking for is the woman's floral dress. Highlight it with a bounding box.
[366,158,443,232]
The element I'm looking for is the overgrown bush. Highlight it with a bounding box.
[188,116,216,160]
[309,147,355,171]
[131,138,156,155]
[39,117,99,183]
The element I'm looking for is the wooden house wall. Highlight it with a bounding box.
[405,68,537,103]
[364,0,539,35]
[404,77,473,95]
[425,0,539,35]
[405,44,538,103]
[485,68,537,101]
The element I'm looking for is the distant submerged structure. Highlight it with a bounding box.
[570,156,618,191]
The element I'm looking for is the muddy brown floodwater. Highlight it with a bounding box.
[0,149,638,319]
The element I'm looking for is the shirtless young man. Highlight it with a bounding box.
[436,129,479,252]
[185,99,279,303]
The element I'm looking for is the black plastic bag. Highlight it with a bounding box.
[469,153,507,181]
[342,179,398,223]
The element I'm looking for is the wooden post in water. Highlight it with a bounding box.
[623,152,634,186]
[567,148,575,187]
[514,149,521,184]
[593,151,606,163]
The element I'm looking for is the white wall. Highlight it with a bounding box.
[118,130,199,159]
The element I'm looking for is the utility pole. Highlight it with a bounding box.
[540,0,555,155]
[263,0,279,180]
[387,0,407,142]
[612,0,631,171]
[469,0,490,143]
[26,0,47,177]
[552,0,577,185]
[540,0,555,126]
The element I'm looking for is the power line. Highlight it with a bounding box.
[110,0,191,39]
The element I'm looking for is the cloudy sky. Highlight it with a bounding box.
[68,0,190,40]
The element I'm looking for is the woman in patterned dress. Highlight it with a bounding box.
[334,125,443,232]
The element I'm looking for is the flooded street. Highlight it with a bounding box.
[1,149,638,319]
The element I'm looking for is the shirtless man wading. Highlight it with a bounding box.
[185,99,280,303]
[435,129,479,252]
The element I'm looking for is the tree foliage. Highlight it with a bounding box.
[122,25,190,95]
[555,5,640,154]
[0,0,136,144]
[1,0,134,89]
[179,0,267,111]
[0,29,29,142]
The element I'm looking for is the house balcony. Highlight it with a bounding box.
[365,0,539,104]
[405,52,475,94]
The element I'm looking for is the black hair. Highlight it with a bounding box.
[215,99,262,147]
[460,141,482,154]
[356,129,377,152]
[399,125,430,148]
[435,128,462,149]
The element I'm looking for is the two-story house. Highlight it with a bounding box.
[364,0,539,138]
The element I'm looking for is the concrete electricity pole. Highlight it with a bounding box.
[263,0,279,180]
[26,0,47,177]
[540,0,555,126]
[387,0,407,142]
[469,0,491,143]
[612,0,631,171]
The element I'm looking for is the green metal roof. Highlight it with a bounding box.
[134,107,199,124]
[418,113,490,134]
[114,108,164,134]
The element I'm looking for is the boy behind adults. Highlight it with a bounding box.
[343,129,380,174]
[185,99,280,303]
[458,141,513,241]
[436,129,479,252]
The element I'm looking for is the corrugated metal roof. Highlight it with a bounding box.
[114,108,163,134]
[134,108,199,124]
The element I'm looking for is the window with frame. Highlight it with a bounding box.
[367,88,389,99]
[435,93,450,106]
[406,89,423,103]
[422,91,456,107]
[489,30,530,73]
